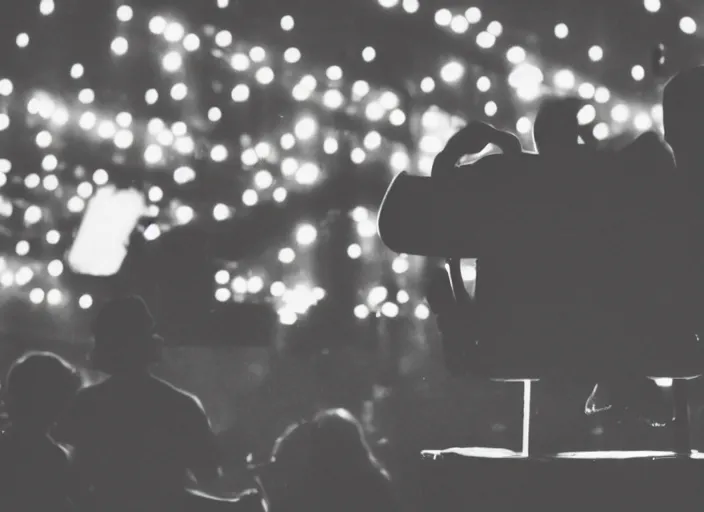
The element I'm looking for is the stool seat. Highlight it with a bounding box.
[422,447,526,459]
[443,334,704,381]
[420,448,704,511]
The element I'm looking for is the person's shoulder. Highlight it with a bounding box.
[66,380,104,410]
[45,438,70,467]
[152,376,206,413]
[630,130,670,150]
[622,131,675,168]
[75,378,108,397]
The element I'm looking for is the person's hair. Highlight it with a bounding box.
[663,66,704,157]
[533,96,588,153]
[91,296,162,375]
[271,420,312,464]
[5,351,82,430]
[309,408,389,480]
[267,409,392,512]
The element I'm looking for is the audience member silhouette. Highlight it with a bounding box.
[53,295,222,512]
[0,351,81,511]
[663,65,704,334]
[425,99,683,430]
[583,73,704,428]
[254,408,398,512]
[535,97,678,426]
[532,96,593,154]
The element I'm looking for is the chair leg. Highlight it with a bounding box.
[672,380,691,455]
[521,380,532,456]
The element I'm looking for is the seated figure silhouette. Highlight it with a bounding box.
[534,97,677,425]
[0,351,82,511]
[585,73,704,426]
[663,65,704,329]
[53,296,223,512]
[252,408,398,512]
[422,99,691,423]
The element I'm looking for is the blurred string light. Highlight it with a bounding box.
[554,23,569,39]
[402,0,419,13]
[466,7,482,23]
[588,45,604,62]
[440,61,464,83]
[631,65,645,81]
[680,17,697,35]
[116,5,133,21]
[643,0,661,13]
[16,33,30,48]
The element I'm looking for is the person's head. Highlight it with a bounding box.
[5,351,82,432]
[309,408,386,475]
[255,409,389,511]
[533,96,589,154]
[91,295,162,375]
[663,66,704,166]
[308,409,391,509]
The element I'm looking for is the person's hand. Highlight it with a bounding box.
[432,121,522,178]
[585,378,673,428]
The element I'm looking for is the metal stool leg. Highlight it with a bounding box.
[672,379,691,455]
[521,380,532,456]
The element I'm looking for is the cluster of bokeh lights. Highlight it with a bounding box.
[0,0,700,331]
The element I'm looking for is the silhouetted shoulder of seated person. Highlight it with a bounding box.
[53,296,221,511]
[0,351,82,512]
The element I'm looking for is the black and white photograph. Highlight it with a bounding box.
[1,0,704,510]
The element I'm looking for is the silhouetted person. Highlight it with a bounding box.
[425,104,679,428]
[533,96,596,154]
[583,72,704,427]
[663,66,704,335]
[0,351,81,511]
[253,408,398,512]
[532,98,680,427]
[536,98,677,426]
[53,296,222,512]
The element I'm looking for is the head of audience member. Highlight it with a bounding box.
[90,295,163,376]
[257,408,393,512]
[4,352,81,434]
[533,96,589,155]
[309,408,389,481]
[663,66,704,168]
[311,408,394,510]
